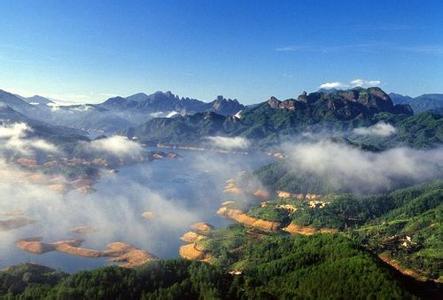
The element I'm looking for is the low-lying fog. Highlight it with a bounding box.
[1,123,442,272]
[0,148,269,272]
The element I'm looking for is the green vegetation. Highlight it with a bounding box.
[200,224,249,267]
[234,180,443,281]
[350,111,443,150]
[130,87,423,147]
[254,160,339,194]
[0,179,441,299]
[128,87,443,149]
[232,234,410,299]
[0,260,231,300]
[0,235,415,299]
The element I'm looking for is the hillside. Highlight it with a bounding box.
[0,104,88,145]
[0,89,245,135]
[100,92,244,117]
[225,177,443,283]
[0,235,414,299]
[390,93,443,113]
[129,87,415,146]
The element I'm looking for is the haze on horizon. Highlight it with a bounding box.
[0,0,442,104]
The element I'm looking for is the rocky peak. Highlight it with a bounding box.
[267,96,301,111]
[103,96,127,104]
[297,91,308,102]
[209,96,244,116]
[267,96,281,109]
[266,87,411,116]
[126,93,148,102]
[150,91,179,101]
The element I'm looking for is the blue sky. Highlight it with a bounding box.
[0,0,442,104]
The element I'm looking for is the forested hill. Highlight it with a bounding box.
[128,87,426,147]
[0,235,417,299]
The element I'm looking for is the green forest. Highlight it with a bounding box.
[0,235,418,300]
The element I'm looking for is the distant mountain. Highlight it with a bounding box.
[0,89,36,114]
[0,104,30,122]
[0,104,88,145]
[390,93,443,113]
[129,87,415,146]
[4,87,442,144]
[24,95,54,106]
[210,95,244,116]
[99,91,244,116]
[0,88,246,136]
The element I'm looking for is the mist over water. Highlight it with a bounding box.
[0,148,270,272]
[2,130,443,273]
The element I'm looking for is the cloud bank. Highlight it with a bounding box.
[353,122,397,137]
[87,135,143,159]
[207,136,250,150]
[319,79,381,90]
[0,123,58,154]
[283,140,443,193]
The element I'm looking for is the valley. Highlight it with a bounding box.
[0,86,441,298]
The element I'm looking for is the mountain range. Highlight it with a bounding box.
[0,89,244,136]
[1,87,443,149]
[129,87,442,148]
[390,93,443,113]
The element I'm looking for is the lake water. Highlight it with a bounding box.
[0,149,270,272]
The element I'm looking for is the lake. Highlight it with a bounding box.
[0,149,270,272]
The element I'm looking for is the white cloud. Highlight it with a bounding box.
[353,122,397,137]
[166,111,179,118]
[0,123,28,139]
[350,79,381,88]
[275,45,309,52]
[30,139,59,153]
[0,123,58,154]
[0,147,264,268]
[207,136,250,150]
[0,158,201,263]
[149,111,179,118]
[319,78,381,90]
[283,140,443,193]
[87,135,143,158]
[319,82,348,89]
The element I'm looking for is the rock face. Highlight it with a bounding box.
[179,243,207,260]
[56,242,102,257]
[267,87,411,117]
[378,253,428,282]
[267,97,304,111]
[217,206,281,232]
[16,238,157,268]
[210,96,244,116]
[100,91,244,117]
[179,222,215,262]
[16,238,84,255]
[282,223,337,235]
[190,222,214,235]
[223,179,243,195]
[104,242,158,268]
[16,238,51,254]
[130,87,413,146]
[180,231,205,243]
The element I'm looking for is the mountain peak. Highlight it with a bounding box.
[210,96,244,115]
[26,95,54,105]
[126,93,148,102]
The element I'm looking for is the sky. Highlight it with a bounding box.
[0,0,442,104]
